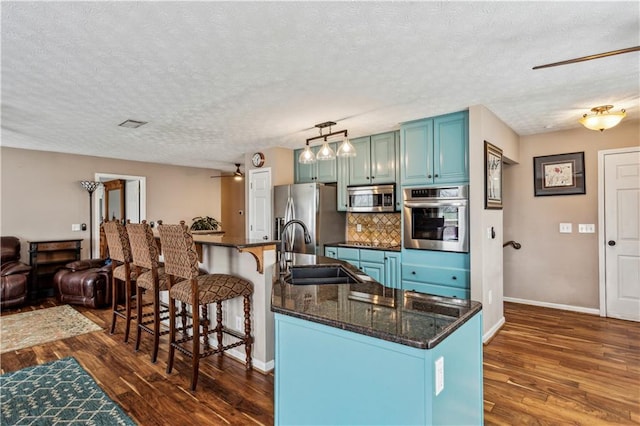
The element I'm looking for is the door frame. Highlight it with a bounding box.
[597,146,639,317]
[94,173,146,258]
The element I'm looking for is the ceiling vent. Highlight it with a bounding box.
[118,119,147,129]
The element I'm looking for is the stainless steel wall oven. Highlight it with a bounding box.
[403,185,469,252]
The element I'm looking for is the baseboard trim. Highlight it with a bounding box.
[226,347,274,374]
[483,316,505,344]
[504,297,600,316]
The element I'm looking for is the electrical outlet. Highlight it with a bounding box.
[356,224,362,232]
[435,356,444,396]
[559,223,572,233]
[71,224,81,231]
[488,290,493,304]
[235,315,243,330]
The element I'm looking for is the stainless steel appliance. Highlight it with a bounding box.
[347,184,395,212]
[274,183,346,255]
[403,185,469,252]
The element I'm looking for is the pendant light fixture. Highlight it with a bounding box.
[299,121,355,163]
[579,105,626,131]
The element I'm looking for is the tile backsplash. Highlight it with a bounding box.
[346,212,401,246]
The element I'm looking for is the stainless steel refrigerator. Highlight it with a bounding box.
[274,183,345,255]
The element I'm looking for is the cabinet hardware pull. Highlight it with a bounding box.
[411,271,416,275]
[452,276,457,280]
[608,240,616,246]
[434,174,439,178]
[427,175,432,178]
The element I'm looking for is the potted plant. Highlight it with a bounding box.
[190,216,221,232]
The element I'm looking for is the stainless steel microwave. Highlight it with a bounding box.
[347,184,395,213]
[403,185,469,252]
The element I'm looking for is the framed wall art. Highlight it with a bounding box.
[484,141,503,209]
[533,151,585,196]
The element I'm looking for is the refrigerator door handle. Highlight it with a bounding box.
[284,197,295,252]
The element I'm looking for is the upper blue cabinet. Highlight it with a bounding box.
[348,131,397,186]
[400,111,469,186]
[294,142,338,183]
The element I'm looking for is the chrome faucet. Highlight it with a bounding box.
[279,219,312,270]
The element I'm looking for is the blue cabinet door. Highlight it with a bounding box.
[401,119,434,185]
[316,142,338,183]
[294,148,315,183]
[434,112,468,184]
[370,131,396,184]
[324,247,338,259]
[337,155,349,211]
[348,136,372,185]
[360,261,383,283]
[384,251,401,289]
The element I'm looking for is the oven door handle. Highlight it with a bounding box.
[403,201,466,208]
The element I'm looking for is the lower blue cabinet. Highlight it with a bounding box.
[401,249,470,299]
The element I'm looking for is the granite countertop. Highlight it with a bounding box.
[325,241,401,252]
[271,253,481,349]
[191,235,278,248]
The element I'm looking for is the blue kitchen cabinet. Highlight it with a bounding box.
[336,247,360,269]
[401,111,468,186]
[384,251,401,289]
[359,249,385,283]
[401,249,470,299]
[336,155,349,212]
[324,247,338,259]
[294,142,338,183]
[349,132,397,186]
[274,311,483,426]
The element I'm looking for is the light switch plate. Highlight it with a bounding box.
[578,224,595,233]
[71,224,81,231]
[356,224,362,232]
[559,223,572,233]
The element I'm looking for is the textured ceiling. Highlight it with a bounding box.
[2,1,639,172]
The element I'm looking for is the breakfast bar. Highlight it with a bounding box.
[161,234,279,373]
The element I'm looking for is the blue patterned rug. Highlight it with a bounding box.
[0,357,136,425]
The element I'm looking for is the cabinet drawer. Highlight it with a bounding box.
[401,264,469,289]
[337,247,360,261]
[402,280,469,300]
[33,241,80,251]
[359,249,385,263]
[325,247,338,259]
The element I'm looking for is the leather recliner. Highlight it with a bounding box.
[0,236,32,309]
[54,259,112,308]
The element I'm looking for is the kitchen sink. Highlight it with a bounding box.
[284,265,358,285]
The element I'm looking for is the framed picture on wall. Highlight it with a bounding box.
[533,151,585,196]
[484,141,503,209]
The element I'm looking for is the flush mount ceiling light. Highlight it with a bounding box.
[118,119,148,129]
[579,105,626,132]
[298,121,355,164]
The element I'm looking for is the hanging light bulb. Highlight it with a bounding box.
[298,143,316,164]
[316,141,336,161]
[336,137,356,157]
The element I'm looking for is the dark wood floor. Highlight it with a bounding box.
[2,299,639,425]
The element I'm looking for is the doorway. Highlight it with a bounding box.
[93,173,146,258]
[598,147,640,321]
[248,168,272,241]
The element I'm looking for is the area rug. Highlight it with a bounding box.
[0,357,136,425]
[0,305,103,354]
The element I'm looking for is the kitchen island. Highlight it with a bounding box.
[271,253,483,425]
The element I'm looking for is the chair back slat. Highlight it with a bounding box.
[157,223,200,280]
[102,221,132,263]
[126,222,159,270]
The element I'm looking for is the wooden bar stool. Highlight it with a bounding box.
[102,220,138,343]
[126,221,170,363]
[158,222,253,391]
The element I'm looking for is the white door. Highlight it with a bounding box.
[601,149,640,321]
[248,168,272,241]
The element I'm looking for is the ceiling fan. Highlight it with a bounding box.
[210,163,244,179]
[532,46,640,69]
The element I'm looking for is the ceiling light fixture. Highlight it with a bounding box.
[579,105,626,132]
[298,121,355,164]
[233,163,244,180]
